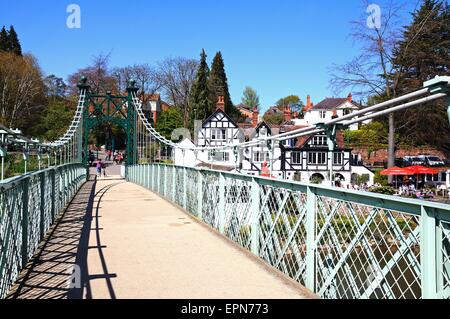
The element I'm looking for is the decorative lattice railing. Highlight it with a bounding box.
[0,164,87,298]
[128,164,450,299]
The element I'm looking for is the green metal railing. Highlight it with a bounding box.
[0,163,87,298]
[128,163,450,299]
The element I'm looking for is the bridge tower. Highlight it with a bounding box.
[78,77,139,169]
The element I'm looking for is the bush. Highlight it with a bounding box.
[310,176,323,184]
[373,169,388,186]
[369,186,396,195]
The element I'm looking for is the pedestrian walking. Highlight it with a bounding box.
[96,159,102,177]
[102,161,107,177]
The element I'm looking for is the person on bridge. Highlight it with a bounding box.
[96,159,102,177]
[102,161,107,177]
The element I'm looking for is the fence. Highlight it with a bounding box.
[128,163,450,299]
[0,163,87,298]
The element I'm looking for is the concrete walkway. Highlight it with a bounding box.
[7,176,314,299]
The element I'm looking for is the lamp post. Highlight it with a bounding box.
[23,143,29,174]
[0,130,7,180]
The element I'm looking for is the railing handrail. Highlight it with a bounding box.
[144,163,450,216]
[0,162,84,191]
[127,163,450,299]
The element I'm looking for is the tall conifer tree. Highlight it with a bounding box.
[189,49,213,129]
[209,52,243,122]
[8,26,22,56]
[0,26,8,52]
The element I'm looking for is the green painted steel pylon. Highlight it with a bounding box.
[77,76,139,176]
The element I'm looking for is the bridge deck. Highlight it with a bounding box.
[7,176,314,299]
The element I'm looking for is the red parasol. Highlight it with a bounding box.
[404,165,439,175]
[380,166,411,176]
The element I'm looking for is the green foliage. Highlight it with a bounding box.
[352,173,370,186]
[310,176,323,184]
[263,113,284,125]
[344,121,391,150]
[0,26,8,51]
[373,169,389,186]
[391,0,450,154]
[156,108,184,141]
[31,97,75,141]
[7,26,22,56]
[189,49,213,128]
[0,25,22,55]
[369,186,396,195]
[209,52,245,123]
[241,86,260,110]
[276,95,302,109]
[4,153,43,178]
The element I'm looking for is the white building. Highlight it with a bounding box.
[303,94,363,131]
[241,122,283,178]
[195,97,242,168]
[174,95,374,186]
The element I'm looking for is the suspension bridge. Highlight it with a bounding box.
[0,76,449,299]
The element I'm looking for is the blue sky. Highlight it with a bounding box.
[0,0,417,111]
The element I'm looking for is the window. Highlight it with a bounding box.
[209,151,230,162]
[211,128,226,140]
[308,152,326,165]
[253,151,269,163]
[292,152,302,164]
[343,109,352,115]
[333,152,344,165]
[311,136,327,146]
[319,111,326,119]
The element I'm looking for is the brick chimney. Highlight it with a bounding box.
[305,95,312,111]
[283,105,291,122]
[347,93,353,103]
[252,106,259,127]
[216,96,225,111]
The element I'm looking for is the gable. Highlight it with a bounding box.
[336,101,359,110]
[202,109,238,129]
[256,121,272,136]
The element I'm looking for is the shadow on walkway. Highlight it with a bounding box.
[6,176,123,299]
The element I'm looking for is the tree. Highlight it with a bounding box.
[209,52,244,122]
[0,52,45,130]
[44,75,67,97]
[241,86,260,110]
[276,95,301,109]
[392,0,450,154]
[329,0,422,182]
[8,26,22,56]
[344,121,391,151]
[155,107,184,140]
[154,57,199,127]
[189,49,213,129]
[0,26,8,52]
[112,63,160,101]
[263,112,284,125]
[67,53,118,95]
[30,97,74,141]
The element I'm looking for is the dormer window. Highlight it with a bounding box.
[343,109,352,116]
